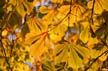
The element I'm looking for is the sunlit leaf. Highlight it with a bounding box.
[39,6,50,14]
[87,0,108,14]
[90,46,108,61]
[1,0,108,71]
[87,60,103,71]
[27,17,47,33]
[29,36,48,57]
[80,22,90,43]
[103,0,108,11]
[51,0,63,4]
[48,24,67,43]
[16,4,26,17]
[69,4,85,26]
[68,47,82,69]
[2,30,8,36]
[54,43,89,69]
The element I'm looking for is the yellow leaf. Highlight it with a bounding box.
[69,4,85,26]
[102,0,108,11]
[42,9,57,25]
[90,46,108,61]
[25,32,48,57]
[7,5,12,12]
[23,1,34,14]
[68,48,82,69]
[16,4,26,17]
[39,6,50,14]
[54,43,89,69]
[58,5,70,16]
[2,30,8,36]
[27,17,47,34]
[87,0,104,14]
[88,37,100,49]
[80,24,90,43]
[14,0,37,17]
[8,0,17,6]
[29,37,47,57]
[54,44,68,64]
[99,54,107,61]
[99,47,108,61]
[25,32,40,45]
[48,24,67,43]
[51,0,63,4]
[74,45,90,58]
[87,60,102,71]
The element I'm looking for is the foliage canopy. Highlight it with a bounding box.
[0,0,108,71]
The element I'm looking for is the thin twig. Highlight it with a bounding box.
[90,0,95,25]
[84,48,108,71]
[84,0,108,70]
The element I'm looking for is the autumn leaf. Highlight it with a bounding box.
[90,46,108,61]
[80,22,90,43]
[25,16,49,57]
[25,31,48,57]
[51,0,63,4]
[87,0,108,14]
[39,6,51,14]
[54,43,89,69]
[48,23,67,43]
[2,29,8,36]
[1,0,108,71]
[69,4,85,26]
[26,16,48,35]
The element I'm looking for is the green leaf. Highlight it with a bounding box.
[0,0,5,7]
[9,12,22,28]
[0,69,2,71]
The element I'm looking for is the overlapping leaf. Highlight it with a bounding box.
[69,4,85,26]
[8,0,37,17]
[25,17,48,57]
[90,46,108,61]
[48,23,67,43]
[80,22,90,43]
[54,43,89,69]
[87,0,108,14]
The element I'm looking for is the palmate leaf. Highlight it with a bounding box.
[54,43,89,69]
[27,17,46,33]
[87,0,108,14]
[25,31,48,57]
[57,4,85,27]
[69,4,85,26]
[8,0,37,17]
[25,17,48,57]
[29,35,47,57]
